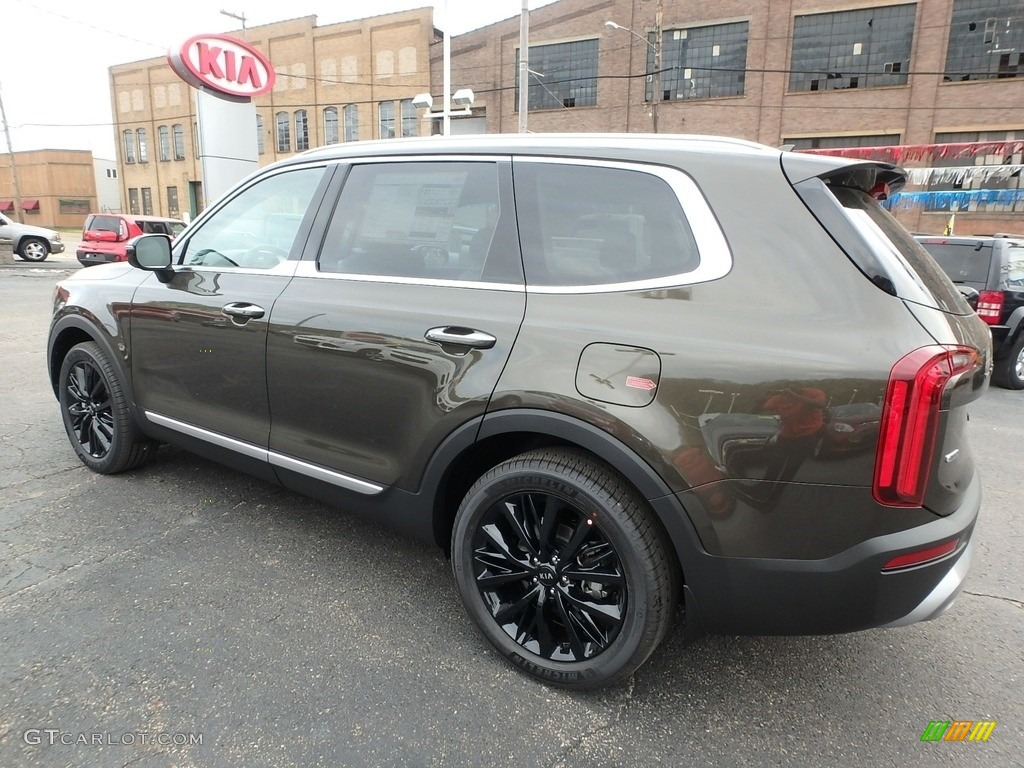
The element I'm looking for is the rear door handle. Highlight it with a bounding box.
[424,326,497,349]
[222,302,265,321]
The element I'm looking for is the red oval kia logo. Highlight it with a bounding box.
[167,34,276,102]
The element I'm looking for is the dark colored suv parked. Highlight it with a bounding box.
[915,234,1024,389]
[47,135,990,688]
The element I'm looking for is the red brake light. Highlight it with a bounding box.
[873,346,979,507]
[976,290,1003,325]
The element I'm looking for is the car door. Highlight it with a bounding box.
[266,157,525,493]
[130,164,333,450]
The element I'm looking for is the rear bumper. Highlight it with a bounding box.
[76,249,120,266]
[668,471,980,636]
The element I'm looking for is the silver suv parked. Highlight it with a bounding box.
[0,212,64,261]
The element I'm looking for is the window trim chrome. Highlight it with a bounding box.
[144,411,384,495]
[293,261,524,292]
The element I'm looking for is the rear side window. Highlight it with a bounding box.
[140,221,170,235]
[916,241,993,285]
[512,160,701,287]
[1005,245,1024,287]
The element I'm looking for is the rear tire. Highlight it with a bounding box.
[451,448,679,689]
[992,334,1024,390]
[58,341,156,473]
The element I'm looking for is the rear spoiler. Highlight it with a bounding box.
[781,152,906,199]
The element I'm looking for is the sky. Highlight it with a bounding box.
[2,0,557,160]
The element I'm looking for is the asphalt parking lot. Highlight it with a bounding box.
[0,266,1021,767]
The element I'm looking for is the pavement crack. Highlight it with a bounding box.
[963,590,1024,610]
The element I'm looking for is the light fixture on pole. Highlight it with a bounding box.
[412,88,475,132]
[605,3,663,133]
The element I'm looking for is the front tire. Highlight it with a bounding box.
[58,342,155,473]
[992,334,1024,390]
[451,448,679,689]
[18,237,49,262]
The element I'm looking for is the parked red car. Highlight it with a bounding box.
[76,213,186,267]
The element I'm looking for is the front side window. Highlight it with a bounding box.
[318,161,510,283]
[344,104,360,142]
[295,109,309,151]
[512,161,702,287]
[158,125,170,161]
[515,39,598,110]
[789,4,916,92]
[379,101,395,139]
[123,130,135,164]
[646,22,749,101]
[181,167,325,270]
[945,0,1024,81]
[324,107,339,145]
[172,124,185,160]
[276,111,291,153]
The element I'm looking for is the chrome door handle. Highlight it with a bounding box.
[424,326,497,349]
[221,302,265,320]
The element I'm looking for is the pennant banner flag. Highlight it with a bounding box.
[797,141,1024,164]
[884,189,1024,211]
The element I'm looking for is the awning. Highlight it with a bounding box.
[21,199,39,211]
[0,200,12,211]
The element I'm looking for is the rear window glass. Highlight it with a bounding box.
[827,186,971,315]
[915,242,992,284]
[513,162,700,287]
[89,216,121,233]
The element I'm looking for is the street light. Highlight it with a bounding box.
[605,2,663,133]
[412,88,476,134]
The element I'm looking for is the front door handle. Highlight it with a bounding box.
[425,326,497,349]
[222,302,265,321]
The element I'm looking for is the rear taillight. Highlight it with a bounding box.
[976,290,1004,325]
[873,345,979,507]
[882,537,959,571]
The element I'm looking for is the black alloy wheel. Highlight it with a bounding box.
[58,341,155,474]
[452,448,679,688]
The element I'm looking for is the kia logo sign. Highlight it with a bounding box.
[168,34,275,102]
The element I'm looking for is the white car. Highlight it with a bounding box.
[0,212,64,261]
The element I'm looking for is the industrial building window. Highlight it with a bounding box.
[128,188,140,215]
[276,111,291,152]
[295,109,309,151]
[515,39,599,110]
[379,101,395,139]
[789,4,916,92]
[59,199,91,215]
[924,129,1024,211]
[401,99,417,138]
[167,186,179,217]
[645,22,749,101]
[945,0,1024,81]
[324,107,339,145]
[136,128,148,163]
[172,124,185,160]
[158,126,170,161]
[784,134,901,150]
[256,114,265,155]
[123,130,135,164]
[142,187,153,215]
[344,104,360,142]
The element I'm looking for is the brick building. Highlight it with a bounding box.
[110,8,435,220]
[439,0,1024,235]
[0,149,97,229]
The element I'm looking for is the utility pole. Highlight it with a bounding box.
[519,0,529,132]
[219,9,247,33]
[652,0,662,134]
[0,83,24,223]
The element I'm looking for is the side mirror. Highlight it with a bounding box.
[127,234,173,279]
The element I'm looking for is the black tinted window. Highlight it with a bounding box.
[513,162,700,287]
[319,162,508,282]
[916,241,993,284]
[90,216,121,233]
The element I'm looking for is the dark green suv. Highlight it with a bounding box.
[915,234,1024,389]
[47,135,990,688]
